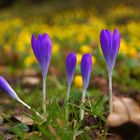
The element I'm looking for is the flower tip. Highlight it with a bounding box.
[0,76,5,83]
[100,29,104,35]
[0,75,3,79]
[100,29,108,34]
[31,33,36,40]
[0,76,19,100]
[82,53,92,63]
[67,52,76,58]
[114,28,119,32]
[113,28,120,37]
[100,29,108,40]
[66,52,77,65]
[0,76,7,84]
[43,33,50,38]
[42,33,52,47]
[31,34,36,46]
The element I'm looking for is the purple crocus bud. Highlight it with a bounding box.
[100,29,120,73]
[66,52,77,86]
[0,76,43,119]
[0,76,19,100]
[81,53,92,90]
[31,33,52,78]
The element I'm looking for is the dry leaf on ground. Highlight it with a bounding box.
[14,114,34,125]
[107,96,140,127]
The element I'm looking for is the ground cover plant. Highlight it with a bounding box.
[0,1,140,140]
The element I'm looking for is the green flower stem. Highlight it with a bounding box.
[66,85,70,101]
[80,88,86,121]
[66,85,70,121]
[43,77,47,116]
[18,98,43,119]
[108,72,113,114]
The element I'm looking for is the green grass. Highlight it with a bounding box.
[0,86,106,139]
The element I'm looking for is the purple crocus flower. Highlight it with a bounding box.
[100,29,120,114]
[100,29,120,72]
[65,52,77,120]
[0,76,19,100]
[31,33,52,78]
[0,76,43,119]
[80,53,92,120]
[66,52,77,86]
[81,53,92,90]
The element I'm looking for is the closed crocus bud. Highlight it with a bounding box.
[31,33,52,78]
[81,53,92,90]
[0,76,19,100]
[100,29,120,114]
[80,54,92,121]
[100,29,120,73]
[65,52,76,120]
[66,52,77,86]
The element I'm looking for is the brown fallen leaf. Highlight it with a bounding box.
[21,77,40,86]
[4,134,17,140]
[107,96,140,127]
[24,131,41,139]
[14,114,34,125]
[22,69,38,77]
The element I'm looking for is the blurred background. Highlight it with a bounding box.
[0,0,140,94]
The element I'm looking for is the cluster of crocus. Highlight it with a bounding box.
[65,28,120,120]
[66,52,92,121]
[0,28,120,122]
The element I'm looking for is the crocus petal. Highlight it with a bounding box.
[31,33,52,78]
[100,30,112,68]
[36,34,44,67]
[42,34,52,77]
[31,34,40,63]
[66,52,77,86]
[0,76,19,100]
[112,29,120,62]
[81,53,92,89]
